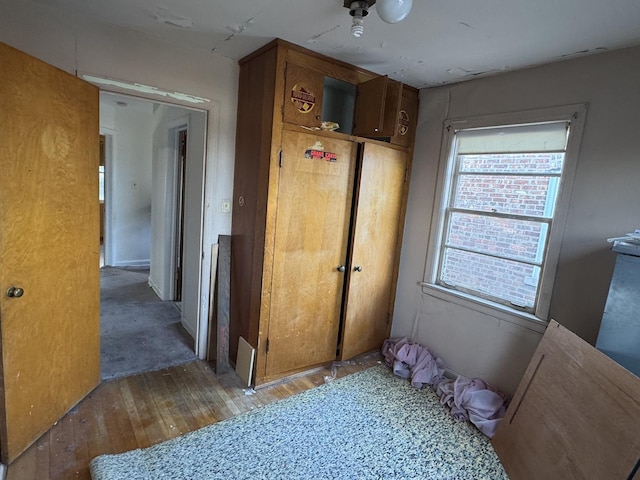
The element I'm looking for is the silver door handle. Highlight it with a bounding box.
[354,265,363,272]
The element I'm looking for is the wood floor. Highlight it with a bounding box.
[7,354,382,480]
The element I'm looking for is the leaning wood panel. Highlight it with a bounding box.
[492,320,640,479]
[0,41,100,463]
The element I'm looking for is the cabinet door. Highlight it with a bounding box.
[266,130,356,377]
[353,76,402,138]
[340,142,407,360]
[283,63,324,128]
[391,88,419,147]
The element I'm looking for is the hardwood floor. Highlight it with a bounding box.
[7,353,382,480]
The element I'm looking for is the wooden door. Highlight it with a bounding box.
[353,76,402,138]
[0,42,100,463]
[265,130,356,377]
[340,142,407,360]
[390,89,419,147]
[283,63,324,129]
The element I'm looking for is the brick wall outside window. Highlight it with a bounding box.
[440,153,563,308]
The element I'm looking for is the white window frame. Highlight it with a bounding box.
[423,105,587,325]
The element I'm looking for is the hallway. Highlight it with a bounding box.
[100,267,196,380]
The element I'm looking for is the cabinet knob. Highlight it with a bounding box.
[6,286,24,298]
[354,265,363,272]
[336,265,346,273]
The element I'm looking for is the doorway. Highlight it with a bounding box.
[99,92,206,380]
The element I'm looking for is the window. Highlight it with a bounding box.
[428,107,585,319]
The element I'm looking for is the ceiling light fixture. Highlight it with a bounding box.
[348,1,369,38]
[344,0,413,37]
[377,0,413,24]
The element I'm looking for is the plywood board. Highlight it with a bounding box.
[206,243,219,365]
[208,237,232,373]
[492,320,640,479]
[236,337,256,387]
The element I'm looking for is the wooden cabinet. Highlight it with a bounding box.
[230,39,418,385]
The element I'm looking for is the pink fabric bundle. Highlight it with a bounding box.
[437,376,507,438]
[382,337,508,438]
[382,337,445,387]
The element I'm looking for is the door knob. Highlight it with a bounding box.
[6,287,24,298]
[354,265,363,272]
[336,265,346,273]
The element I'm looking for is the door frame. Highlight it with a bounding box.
[101,130,115,267]
[96,88,210,358]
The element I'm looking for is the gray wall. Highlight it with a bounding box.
[393,46,640,395]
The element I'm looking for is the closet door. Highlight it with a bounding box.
[265,130,356,377]
[341,142,407,360]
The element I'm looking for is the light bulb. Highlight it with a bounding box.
[351,15,364,37]
[376,0,413,24]
[349,1,369,38]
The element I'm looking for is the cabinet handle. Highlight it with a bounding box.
[336,265,346,273]
[354,265,363,272]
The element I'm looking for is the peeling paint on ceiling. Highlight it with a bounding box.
[153,7,194,29]
[31,0,640,88]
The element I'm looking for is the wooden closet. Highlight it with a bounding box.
[229,39,418,386]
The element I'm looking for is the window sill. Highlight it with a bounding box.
[420,283,548,334]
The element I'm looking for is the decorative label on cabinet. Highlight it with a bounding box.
[305,148,337,162]
[290,84,316,113]
[304,141,337,162]
[398,110,410,135]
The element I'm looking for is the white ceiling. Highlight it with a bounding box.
[33,0,640,88]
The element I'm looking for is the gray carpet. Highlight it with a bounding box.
[89,365,508,480]
[101,267,197,380]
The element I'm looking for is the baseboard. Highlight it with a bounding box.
[147,277,167,300]
[113,259,151,268]
[182,319,197,340]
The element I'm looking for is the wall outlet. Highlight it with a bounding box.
[221,198,231,213]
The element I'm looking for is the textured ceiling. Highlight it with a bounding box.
[31,0,640,88]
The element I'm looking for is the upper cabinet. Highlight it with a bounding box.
[280,45,418,145]
[353,76,402,138]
